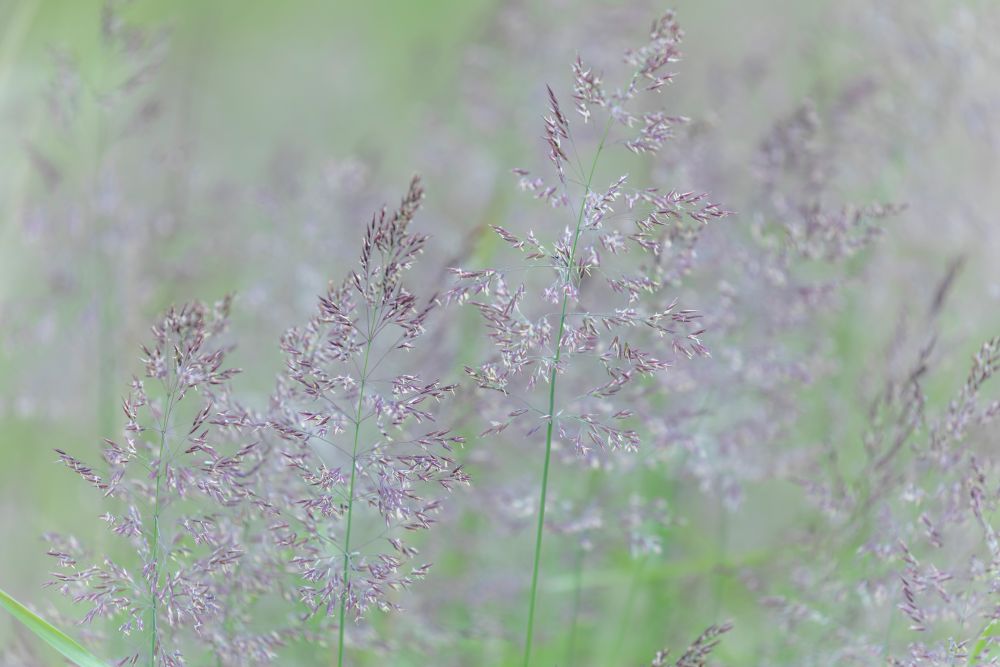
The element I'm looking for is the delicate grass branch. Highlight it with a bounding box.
[337,336,373,667]
[522,117,611,667]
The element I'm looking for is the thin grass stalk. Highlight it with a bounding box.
[564,543,586,665]
[92,32,114,447]
[148,377,179,666]
[522,117,612,667]
[564,464,603,664]
[610,555,649,661]
[97,264,115,442]
[337,315,375,667]
[712,507,729,619]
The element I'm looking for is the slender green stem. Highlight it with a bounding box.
[96,259,115,444]
[564,544,586,665]
[565,466,601,664]
[712,505,729,618]
[337,337,373,667]
[610,555,648,660]
[91,24,113,446]
[522,117,612,667]
[148,382,179,666]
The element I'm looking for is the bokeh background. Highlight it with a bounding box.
[2,0,1000,664]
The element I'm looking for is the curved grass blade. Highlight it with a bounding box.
[0,587,108,667]
[969,619,1000,666]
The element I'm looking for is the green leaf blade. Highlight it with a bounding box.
[969,619,1000,666]
[0,587,108,667]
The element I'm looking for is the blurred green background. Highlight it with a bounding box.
[3,0,1000,664]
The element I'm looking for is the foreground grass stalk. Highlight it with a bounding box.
[522,119,611,667]
[337,333,373,667]
[611,555,648,660]
[149,381,179,666]
[564,544,587,665]
[0,587,106,667]
[564,465,603,664]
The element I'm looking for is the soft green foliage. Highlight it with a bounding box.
[0,588,108,667]
[969,619,1000,666]
[3,0,1000,665]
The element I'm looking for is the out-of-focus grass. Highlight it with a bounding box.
[2,0,999,665]
[0,3,499,663]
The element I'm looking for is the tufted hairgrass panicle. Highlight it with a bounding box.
[267,177,468,665]
[449,11,729,665]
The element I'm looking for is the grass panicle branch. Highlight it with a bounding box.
[269,176,468,663]
[450,10,730,665]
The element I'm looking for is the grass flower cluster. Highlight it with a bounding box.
[3,2,1000,666]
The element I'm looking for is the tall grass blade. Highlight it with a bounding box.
[0,587,108,667]
[968,619,1000,665]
